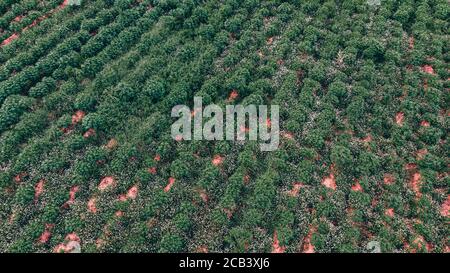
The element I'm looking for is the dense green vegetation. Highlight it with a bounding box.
[0,0,448,253]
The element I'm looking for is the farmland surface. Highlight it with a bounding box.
[0,0,448,253]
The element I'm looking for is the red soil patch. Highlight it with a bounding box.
[68,186,79,202]
[62,185,79,208]
[197,246,209,253]
[154,154,161,162]
[383,174,395,185]
[404,163,417,171]
[243,174,250,184]
[385,208,395,217]
[38,224,54,244]
[39,230,51,244]
[115,211,123,217]
[322,173,336,190]
[197,189,208,203]
[227,90,238,101]
[302,226,316,253]
[212,155,224,166]
[223,208,234,219]
[34,179,45,203]
[405,236,433,253]
[54,241,79,253]
[118,194,127,202]
[440,195,450,217]
[71,110,85,125]
[25,0,68,31]
[54,232,81,253]
[61,110,85,134]
[66,233,80,242]
[351,181,363,192]
[14,174,22,183]
[408,36,414,50]
[410,172,422,199]
[281,131,294,139]
[271,230,286,253]
[148,167,157,174]
[164,177,176,192]
[14,172,27,184]
[395,112,405,125]
[371,198,378,208]
[362,135,372,143]
[98,176,115,191]
[266,118,271,128]
[422,65,435,75]
[95,238,105,249]
[106,138,118,150]
[287,182,304,197]
[416,149,428,160]
[60,126,72,134]
[126,185,138,200]
[1,33,19,46]
[14,15,24,22]
[83,128,96,138]
[420,120,430,127]
[2,1,69,48]
[59,0,69,9]
[87,198,97,213]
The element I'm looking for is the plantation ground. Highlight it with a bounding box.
[0,0,448,253]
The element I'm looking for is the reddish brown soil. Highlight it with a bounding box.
[351,181,363,192]
[126,185,138,200]
[422,65,435,75]
[1,33,19,46]
[34,179,45,203]
[83,128,96,138]
[410,172,422,199]
[322,173,336,190]
[106,138,118,149]
[212,155,224,166]
[38,223,54,244]
[87,198,97,213]
[271,230,286,253]
[98,176,115,191]
[395,112,405,125]
[287,182,304,197]
[71,110,85,125]
[302,226,316,253]
[227,90,238,101]
[164,177,176,192]
[148,167,157,174]
[440,195,450,217]
[1,1,69,47]
[362,135,372,143]
[420,120,430,127]
[385,208,395,217]
[383,173,395,185]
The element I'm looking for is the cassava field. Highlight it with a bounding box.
[0,0,448,253]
